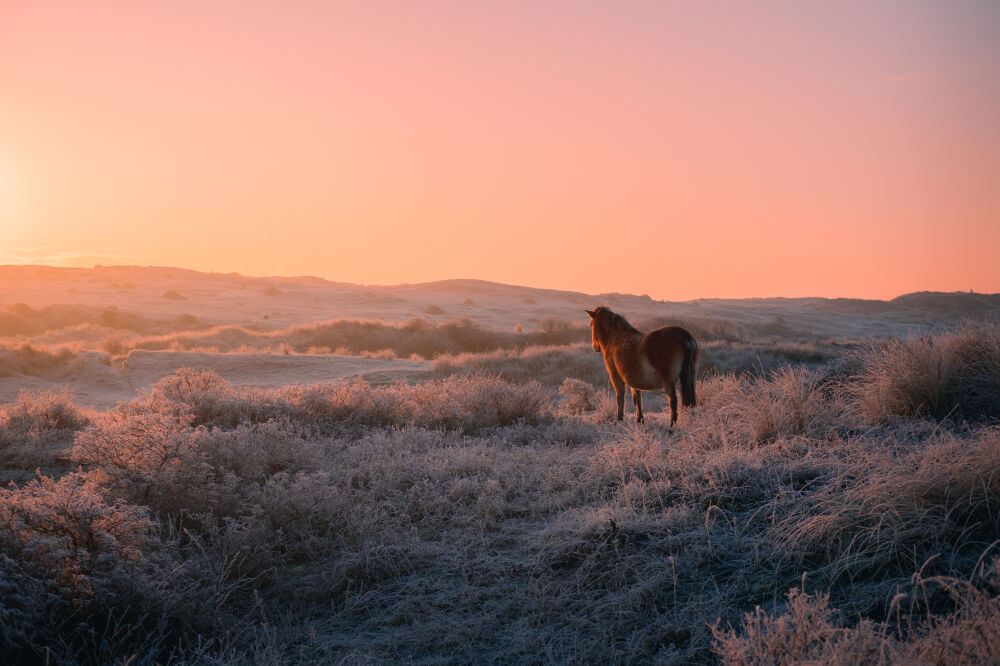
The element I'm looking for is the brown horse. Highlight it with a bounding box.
[586,306,699,425]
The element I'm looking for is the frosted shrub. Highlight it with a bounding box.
[0,473,154,598]
[144,369,289,428]
[74,410,216,516]
[0,473,175,663]
[397,372,552,431]
[254,470,346,547]
[1,388,90,439]
[150,366,231,404]
[196,419,316,483]
[558,378,596,414]
[129,369,552,435]
[0,388,91,469]
[73,411,317,519]
[289,373,553,433]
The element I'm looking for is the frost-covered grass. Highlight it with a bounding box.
[2,323,999,664]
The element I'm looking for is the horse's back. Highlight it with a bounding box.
[644,326,694,355]
[642,326,695,379]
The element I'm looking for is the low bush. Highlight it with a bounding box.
[0,303,207,341]
[432,343,607,386]
[71,370,553,528]
[123,368,554,434]
[0,388,91,471]
[0,344,82,378]
[0,474,174,663]
[113,317,589,358]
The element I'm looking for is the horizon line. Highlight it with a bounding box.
[1,262,995,303]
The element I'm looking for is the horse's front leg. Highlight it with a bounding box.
[603,356,627,421]
[632,388,644,424]
[610,375,626,421]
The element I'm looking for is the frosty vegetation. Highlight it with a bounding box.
[1,322,999,663]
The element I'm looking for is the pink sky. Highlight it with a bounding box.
[1,1,998,300]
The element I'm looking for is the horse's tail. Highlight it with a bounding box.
[680,336,699,407]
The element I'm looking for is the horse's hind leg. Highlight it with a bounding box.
[632,388,644,424]
[663,381,678,426]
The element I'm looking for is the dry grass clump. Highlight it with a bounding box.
[714,563,1000,665]
[518,419,815,662]
[713,587,890,665]
[704,367,841,444]
[774,427,1000,587]
[899,566,1000,664]
[852,322,1000,422]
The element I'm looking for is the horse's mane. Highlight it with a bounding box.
[592,306,640,340]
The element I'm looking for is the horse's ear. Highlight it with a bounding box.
[585,309,596,319]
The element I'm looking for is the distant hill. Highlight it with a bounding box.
[0,265,997,342]
[892,291,1000,315]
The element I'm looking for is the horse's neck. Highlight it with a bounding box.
[607,326,641,347]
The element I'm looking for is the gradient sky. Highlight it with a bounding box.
[2,1,998,300]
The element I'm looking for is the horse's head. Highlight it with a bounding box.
[585,308,604,352]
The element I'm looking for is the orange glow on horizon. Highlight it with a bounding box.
[1,2,998,301]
